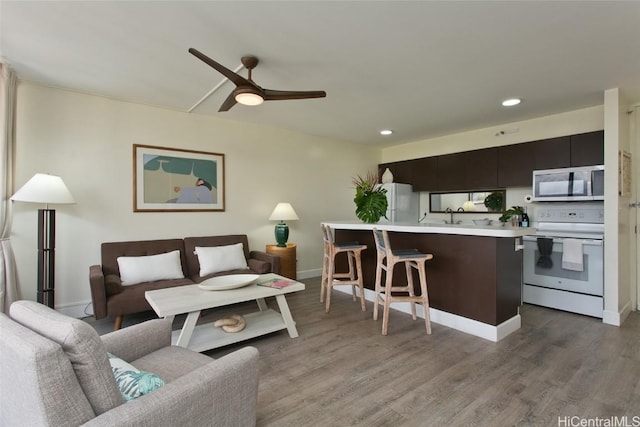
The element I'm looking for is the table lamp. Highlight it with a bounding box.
[11,173,75,308]
[269,203,299,247]
[462,200,476,211]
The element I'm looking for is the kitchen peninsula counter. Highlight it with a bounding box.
[322,221,536,341]
[323,220,535,238]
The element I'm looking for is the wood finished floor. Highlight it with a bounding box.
[87,277,640,426]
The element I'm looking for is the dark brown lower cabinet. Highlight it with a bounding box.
[335,230,522,326]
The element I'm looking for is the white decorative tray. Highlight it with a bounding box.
[197,274,260,291]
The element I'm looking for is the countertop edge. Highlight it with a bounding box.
[322,221,536,238]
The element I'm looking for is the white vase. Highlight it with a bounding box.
[381,168,394,184]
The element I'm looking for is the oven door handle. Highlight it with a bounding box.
[523,236,603,246]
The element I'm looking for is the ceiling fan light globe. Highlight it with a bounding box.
[234,89,264,106]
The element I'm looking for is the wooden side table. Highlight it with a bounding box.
[266,243,297,280]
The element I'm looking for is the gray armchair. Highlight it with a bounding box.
[1,300,259,426]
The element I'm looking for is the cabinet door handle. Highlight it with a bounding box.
[514,237,524,251]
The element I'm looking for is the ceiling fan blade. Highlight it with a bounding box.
[263,89,327,101]
[218,91,238,112]
[189,48,255,88]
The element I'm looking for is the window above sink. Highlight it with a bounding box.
[429,190,506,213]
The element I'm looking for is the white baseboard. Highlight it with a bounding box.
[334,286,520,342]
[297,269,321,280]
[57,302,93,319]
[603,300,632,326]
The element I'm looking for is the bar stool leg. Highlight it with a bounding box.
[325,250,335,313]
[320,249,328,303]
[405,263,417,320]
[373,258,383,321]
[382,272,393,336]
[418,261,431,334]
[347,252,357,302]
[354,250,365,311]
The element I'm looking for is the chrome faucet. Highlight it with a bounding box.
[445,207,454,224]
[444,207,462,224]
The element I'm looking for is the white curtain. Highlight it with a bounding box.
[0,62,19,312]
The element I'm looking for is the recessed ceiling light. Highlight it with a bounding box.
[502,98,521,107]
[380,129,393,136]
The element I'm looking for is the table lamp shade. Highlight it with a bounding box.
[11,173,75,205]
[462,200,476,211]
[269,203,299,221]
[269,203,299,247]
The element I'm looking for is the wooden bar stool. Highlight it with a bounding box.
[372,228,433,335]
[320,224,367,313]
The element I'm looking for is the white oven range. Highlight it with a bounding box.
[522,204,604,318]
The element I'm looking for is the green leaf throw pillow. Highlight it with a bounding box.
[107,353,165,401]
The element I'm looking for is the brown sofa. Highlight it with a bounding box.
[89,235,280,329]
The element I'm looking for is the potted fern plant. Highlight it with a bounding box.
[353,171,388,223]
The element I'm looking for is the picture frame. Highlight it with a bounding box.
[619,150,632,197]
[133,144,225,212]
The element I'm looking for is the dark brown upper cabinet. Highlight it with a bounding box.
[410,157,438,191]
[570,130,604,166]
[497,136,571,188]
[436,148,497,192]
[378,160,414,184]
[465,148,498,190]
[533,136,571,170]
[497,143,535,187]
[379,131,600,193]
[435,152,467,191]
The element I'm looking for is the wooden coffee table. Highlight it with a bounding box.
[145,273,305,352]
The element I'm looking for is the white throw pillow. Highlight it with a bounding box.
[195,243,249,276]
[117,250,184,286]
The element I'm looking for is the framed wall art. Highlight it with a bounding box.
[133,144,225,212]
[619,150,632,197]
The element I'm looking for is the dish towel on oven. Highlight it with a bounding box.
[562,238,584,271]
[536,238,553,268]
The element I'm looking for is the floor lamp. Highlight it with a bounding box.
[11,173,75,308]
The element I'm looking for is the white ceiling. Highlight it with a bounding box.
[2,1,640,146]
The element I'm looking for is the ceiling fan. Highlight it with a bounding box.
[189,48,327,112]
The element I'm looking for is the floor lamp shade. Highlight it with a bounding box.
[11,174,75,308]
[269,203,299,247]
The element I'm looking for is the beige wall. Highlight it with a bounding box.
[11,83,380,312]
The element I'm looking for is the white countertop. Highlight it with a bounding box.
[322,220,536,238]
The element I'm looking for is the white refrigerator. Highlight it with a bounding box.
[380,183,419,223]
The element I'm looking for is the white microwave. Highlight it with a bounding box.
[532,165,604,202]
